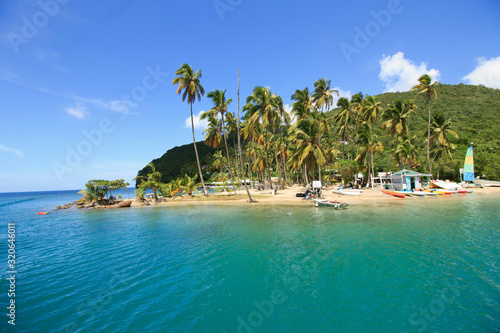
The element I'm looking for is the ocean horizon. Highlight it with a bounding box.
[0,189,499,332]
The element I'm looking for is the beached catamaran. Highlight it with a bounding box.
[463,146,475,184]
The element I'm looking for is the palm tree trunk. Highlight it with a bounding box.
[219,149,223,177]
[304,164,309,185]
[236,69,255,202]
[221,114,236,194]
[190,102,208,196]
[233,132,241,185]
[385,134,399,186]
[273,143,281,193]
[264,131,273,190]
[427,100,431,173]
[279,122,287,187]
[371,151,375,189]
[430,147,440,179]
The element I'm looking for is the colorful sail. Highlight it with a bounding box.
[463,146,474,182]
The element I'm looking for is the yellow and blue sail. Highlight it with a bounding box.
[463,146,474,182]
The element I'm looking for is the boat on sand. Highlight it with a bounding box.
[331,189,363,196]
[314,199,349,209]
[381,190,406,198]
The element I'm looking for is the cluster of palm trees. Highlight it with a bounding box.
[133,162,201,200]
[172,64,459,199]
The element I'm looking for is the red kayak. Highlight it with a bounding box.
[382,190,406,198]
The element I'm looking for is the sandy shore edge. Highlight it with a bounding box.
[129,185,500,208]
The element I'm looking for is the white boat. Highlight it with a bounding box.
[331,189,363,196]
[430,179,462,190]
[314,199,349,209]
[474,179,500,187]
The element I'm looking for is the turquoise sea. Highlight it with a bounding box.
[0,190,499,332]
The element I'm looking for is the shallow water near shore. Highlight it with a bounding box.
[0,190,499,332]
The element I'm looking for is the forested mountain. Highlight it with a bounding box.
[136,142,217,185]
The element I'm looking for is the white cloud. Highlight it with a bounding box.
[0,75,135,116]
[283,104,297,124]
[331,87,352,106]
[463,56,500,89]
[185,110,208,130]
[65,103,89,119]
[0,144,25,158]
[379,52,441,92]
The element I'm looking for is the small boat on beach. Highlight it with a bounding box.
[432,189,455,195]
[314,199,349,209]
[430,179,463,191]
[396,190,414,197]
[331,189,363,196]
[414,190,439,196]
[381,190,406,198]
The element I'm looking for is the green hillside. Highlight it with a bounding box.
[136,142,217,185]
[360,84,500,180]
[136,84,500,184]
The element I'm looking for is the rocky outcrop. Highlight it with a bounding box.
[118,199,132,207]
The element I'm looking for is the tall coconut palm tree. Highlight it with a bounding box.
[172,63,208,196]
[288,115,326,182]
[312,79,338,182]
[411,74,440,174]
[404,99,418,133]
[428,112,458,177]
[395,137,419,169]
[274,96,291,187]
[245,86,279,190]
[312,78,339,113]
[205,89,236,193]
[236,70,255,201]
[355,124,383,189]
[334,97,353,159]
[203,116,222,149]
[382,100,411,177]
[362,95,383,125]
[291,87,315,120]
[225,111,242,183]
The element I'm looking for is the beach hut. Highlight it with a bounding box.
[390,169,432,190]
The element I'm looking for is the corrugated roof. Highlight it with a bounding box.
[392,169,431,177]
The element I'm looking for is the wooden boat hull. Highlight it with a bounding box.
[314,199,349,209]
[381,190,406,198]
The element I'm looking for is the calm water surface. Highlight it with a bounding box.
[0,190,499,332]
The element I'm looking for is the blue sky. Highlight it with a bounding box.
[1,0,499,192]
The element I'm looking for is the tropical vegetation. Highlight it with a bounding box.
[136,76,500,192]
[79,179,130,203]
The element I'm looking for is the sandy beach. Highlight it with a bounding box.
[132,184,500,207]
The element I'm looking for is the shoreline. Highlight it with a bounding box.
[125,184,500,209]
